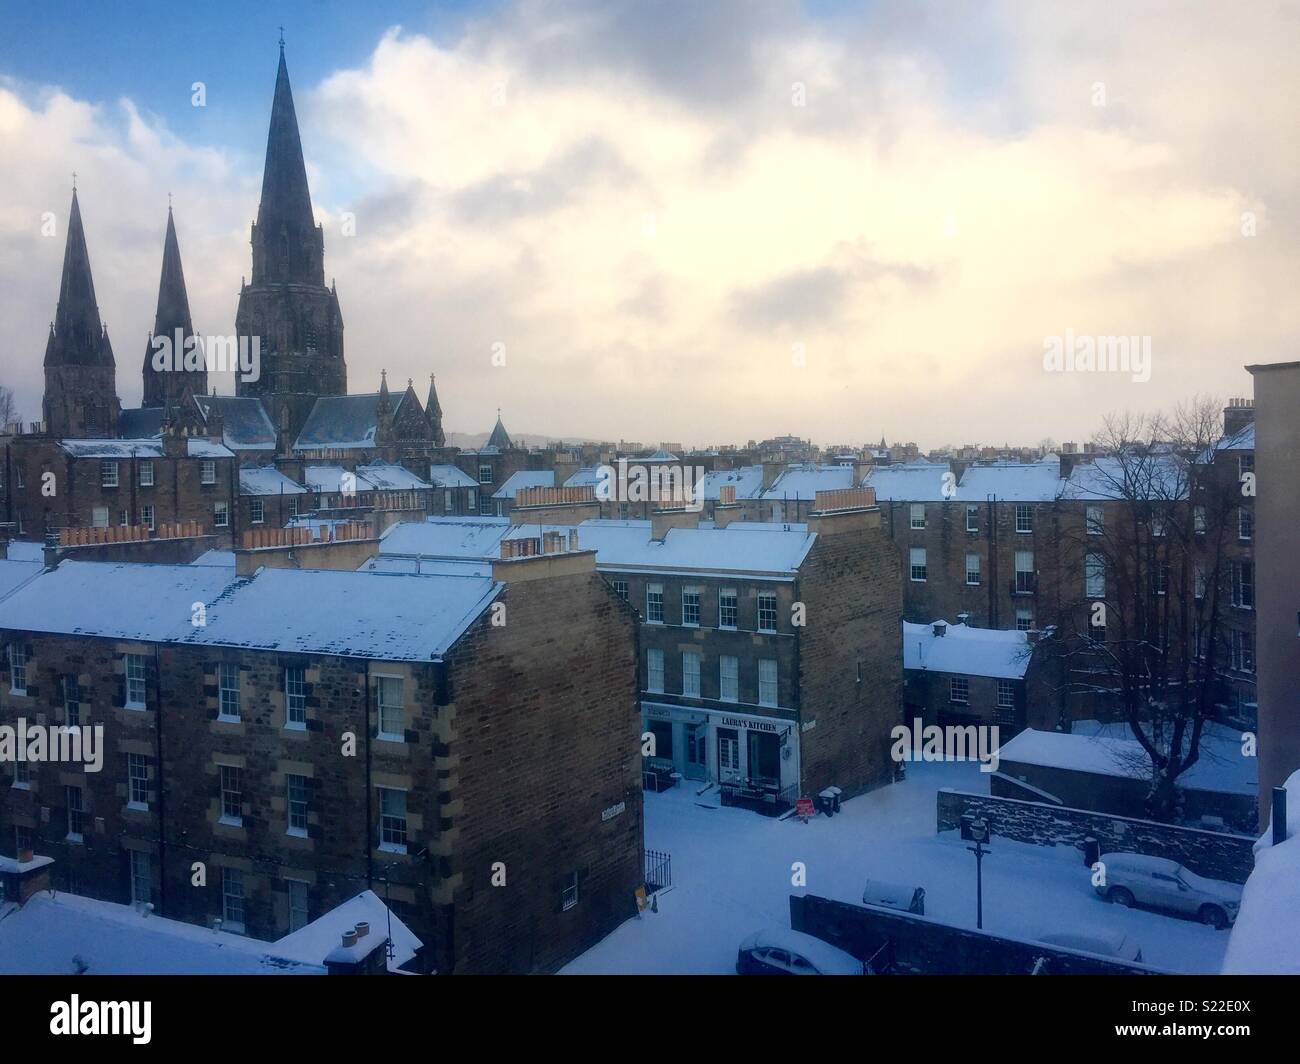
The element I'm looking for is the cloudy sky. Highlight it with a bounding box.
[1,0,1295,448]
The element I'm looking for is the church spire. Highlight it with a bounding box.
[45,189,112,369]
[426,373,445,447]
[142,206,205,408]
[251,44,321,285]
[42,188,121,437]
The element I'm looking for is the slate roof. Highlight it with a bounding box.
[294,393,381,451]
[117,407,165,438]
[193,394,278,451]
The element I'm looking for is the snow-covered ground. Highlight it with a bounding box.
[563,761,1230,974]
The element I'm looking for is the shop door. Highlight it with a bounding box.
[717,728,740,782]
[685,723,708,780]
[748,730,781,787]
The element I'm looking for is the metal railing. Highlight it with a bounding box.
[644,849,672,893]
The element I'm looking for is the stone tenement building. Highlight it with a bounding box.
[373,486,905,811]
[862,407,1257,730]
[0,546,642,974]
[2,43,448,544]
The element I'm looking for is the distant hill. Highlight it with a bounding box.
[444,429,605,450]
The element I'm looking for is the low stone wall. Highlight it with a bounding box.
[790,894,1159,975]
[938,789,1256,883]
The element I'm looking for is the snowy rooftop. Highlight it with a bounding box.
[1060,454,1188,502]
[761,464,856,500]
[0,892,321,975]
[563,466,603,488]
[356,462,432,491]
[377,516,818,577]
[2,541,44,562]
[493,469,556,499]
[191,549,235,567]
[59,438,234,460]
[864,463,956,502]
[577,519,816,576]
[698,465,764,501]
[902,621,1030,679]
[188,568,501,661]
[271,889,422,972]
[0,561,237,643]
[0,558,43,601]
[427,464,478,488]
[956,458,1062,502]
[998,725,1256,796]
[380,517,511,560]
[239,465,308,496]
[0,561,501,662]
[362,555,493,578]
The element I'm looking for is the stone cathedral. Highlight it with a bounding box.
[36,42,446,456]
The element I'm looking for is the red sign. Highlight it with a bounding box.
[795,798,815,819]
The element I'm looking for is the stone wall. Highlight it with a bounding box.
[790,893,1158,975]
[796,512,902,797]
[937,788,1256,883]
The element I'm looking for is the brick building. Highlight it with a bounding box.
[374,487,905,810]
[0,547,642,974]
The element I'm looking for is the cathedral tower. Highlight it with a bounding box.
[142,206,207,409]
[42,188,121,438]
[235,42,346,445]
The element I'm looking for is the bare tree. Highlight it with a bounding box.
[0,385,17,430]
[1041,397,1242,822]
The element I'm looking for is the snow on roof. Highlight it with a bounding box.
[356,463,432,491]
[0,558,43,601]
[188,568,501,661]
[427,464,478,488]
[493,469,555,499]
[957,458,1061,502]
[563,466,603,488]
[191,550,235,567]
[1223,768,1300,974]
[1072,718,1257,797]
[698,466,764,500]
[377,516,816,576]
[362,556,493,578]
[1215,423,1255,452]
[902,621,1030,679]
[863,463,955,502]
[58,438,234,460]
[294,393,382,451]
[380,517,511,560]
[761,464,855,500]
[239,465,308,496]
[997,726,1257,796]
[2,541,43,562]
[194,394,278,450]
[272,890,421,972]
[302,465,366,493]
[0,892,321,975]
[0,562,500,662]
[0,562,236,643]
[1060,454,1187,502]
[576,519,815,576]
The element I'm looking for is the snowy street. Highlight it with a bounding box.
[563,761,1231,975]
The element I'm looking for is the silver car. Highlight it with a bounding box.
[1095,852,1241,929]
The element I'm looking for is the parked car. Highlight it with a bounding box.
[1036,929,1144,963]
[736,929,864,975]
[861,879,926,915]
[1094,852,1242,928]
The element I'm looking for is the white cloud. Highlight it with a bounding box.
[2,0,1295,446]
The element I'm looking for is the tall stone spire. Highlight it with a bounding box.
[251,42,322,286]
[42,189,120,438]
[142,206,206,408]
[236,41,346,447]
[426,373,445,447]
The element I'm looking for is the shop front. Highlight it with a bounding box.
[642,702,800,805]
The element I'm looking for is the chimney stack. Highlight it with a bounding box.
[1223,397,1256,439]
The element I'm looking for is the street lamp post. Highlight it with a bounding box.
[961,814,993,930]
